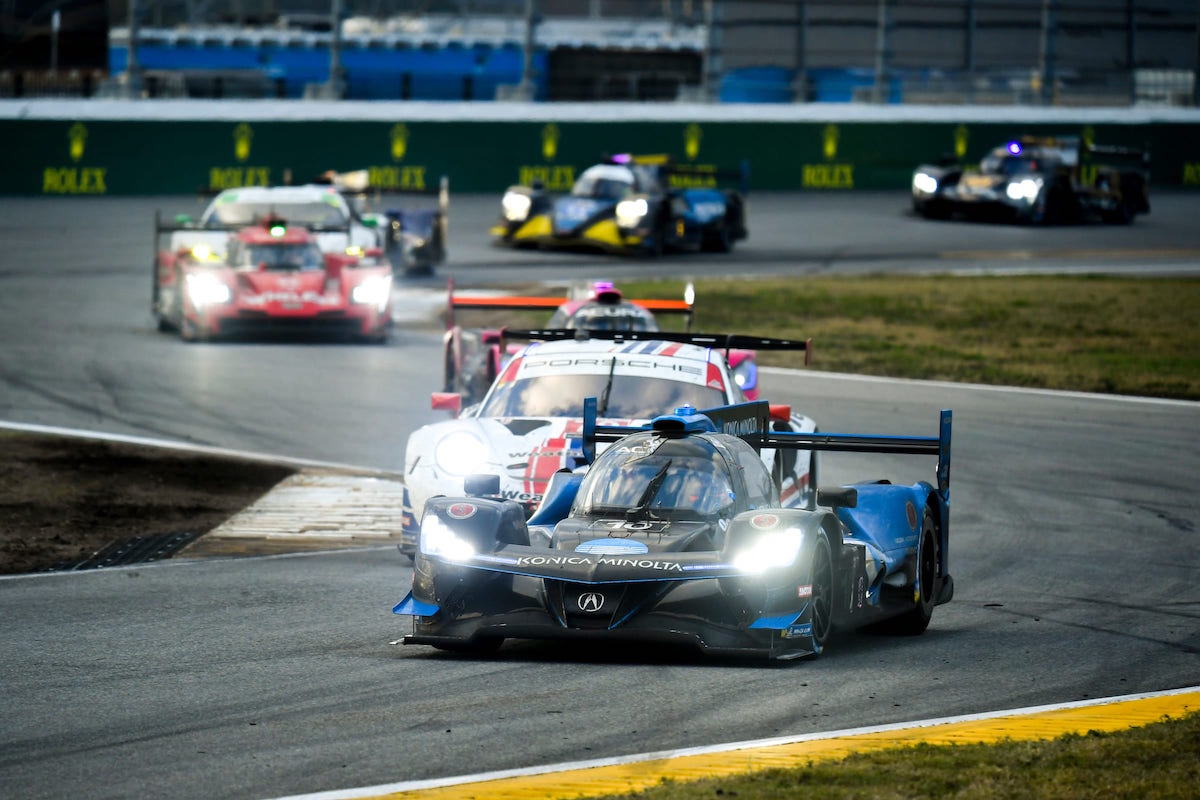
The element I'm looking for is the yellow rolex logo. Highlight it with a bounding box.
[390,123,409,161]
[1082,125,1095,151]
[542,123,560,161]
[954,124,969,160]
[68,122,87,162]
[823,124,839,160]
[233,123,253,163]
[684,123,702,160]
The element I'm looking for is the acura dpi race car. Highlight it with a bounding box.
[159,174,448,275]
[400,329,814,560]
[912,135,1149,224]
[395,396,953,660]
[153,216,393,342]
[491,154,748,256]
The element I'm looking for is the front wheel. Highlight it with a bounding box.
[881,507,938,636]
[808,530,834,655]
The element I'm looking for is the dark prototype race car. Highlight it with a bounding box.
[491,154,749,256]
[395,397,953,661]
[912,135,1149,224]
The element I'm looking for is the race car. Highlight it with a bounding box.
[439,279,755,406]
[491,154,748,256]
[159,175,448,276]
[911,135,1150,224]
[399,329,815,560]
[394,396,953,660]
[153,216,393,342]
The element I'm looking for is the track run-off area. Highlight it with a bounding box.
[0,191,1197,799]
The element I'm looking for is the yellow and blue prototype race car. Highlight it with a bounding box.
[491,154,748,256]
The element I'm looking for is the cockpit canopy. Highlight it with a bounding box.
[573,432,759,519]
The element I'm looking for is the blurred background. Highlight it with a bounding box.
[2,0,1197,106]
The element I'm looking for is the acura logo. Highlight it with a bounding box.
[577,592,605,613]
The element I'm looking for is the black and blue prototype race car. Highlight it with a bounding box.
[490,154,748,256]
[394,397,953,660]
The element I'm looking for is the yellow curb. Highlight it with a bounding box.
[354,689,1200,800]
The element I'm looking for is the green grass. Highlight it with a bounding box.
[590,275,1200,400]
[588,711,1200,800]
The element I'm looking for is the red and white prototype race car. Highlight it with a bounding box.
[400,328,816,559]
[153,217,394,342]
[442,280,765,406]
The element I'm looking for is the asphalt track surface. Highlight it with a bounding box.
[0,192,1198,799]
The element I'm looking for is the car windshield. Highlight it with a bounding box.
[571,166,635,200]
[574,438,735,518]
[206,201,348,228]
[980,154,1038,176]
[478,373,725,420]
[235,243,324,271]
[549,304,659,332]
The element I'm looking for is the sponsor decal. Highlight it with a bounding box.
[797,584,813,598]
[390,123,409,161]
[520,356,704,381]
[784,623,813,639]
[208,167,271,190]
[802,123,854,189]
[516,555,683,572]
[446,502,478,520]
[207,123,271,190]
[243,290,340,307]
[519,165,575,191]
[577,592,605,612]
[576,538,651,555]
[43,122,108,195]
[750,513,779,530]
[365,165,427,191]
[906,500,918,531]
[685,123,702,160]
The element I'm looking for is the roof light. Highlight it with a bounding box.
[611,153,632,164]
[269,222,286,237]
[1007,141,1022,155]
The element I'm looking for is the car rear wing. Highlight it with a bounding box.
[608,153,750,194]
[444,278,694,330]
[499,327,812,364]
[580,396,952,501]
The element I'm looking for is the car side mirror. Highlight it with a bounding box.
[464,474,500,497]
[431,392,462,418]
[817,486,858,509]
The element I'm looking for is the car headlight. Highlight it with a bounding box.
[184,272,232,307]
[502,191,532,222]
[615,198,649,228]
[420,515,476,562]
[351,274,392,313]
[912,172,938,195]
[1006,178,1043,202]
[734,529,804,574]
[732,359,758,392]
[434,430,489,476]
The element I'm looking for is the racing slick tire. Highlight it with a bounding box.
[701,221,733,253]
[881,506,938,636]
[808,529,835,655]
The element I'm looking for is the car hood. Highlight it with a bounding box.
[551,517,721,555]
[552,197,615,234]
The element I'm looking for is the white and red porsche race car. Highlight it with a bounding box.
[400,329,816,558]
[153,217,393,342]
